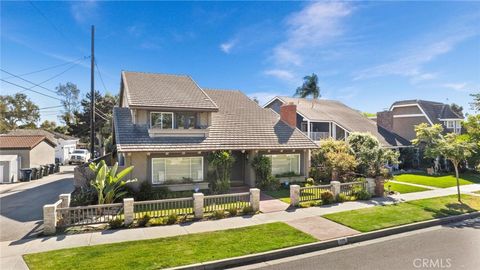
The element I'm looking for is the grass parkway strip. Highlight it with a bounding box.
[23,222,316,270]
[323,194,480,232]
[384,181,431,194]
[394,173,480,188]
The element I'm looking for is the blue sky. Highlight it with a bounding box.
[1,1,479,123]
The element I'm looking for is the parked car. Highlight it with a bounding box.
[69,149,90,164]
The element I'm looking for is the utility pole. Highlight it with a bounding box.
[90,25,95,160]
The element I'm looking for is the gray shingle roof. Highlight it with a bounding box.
[274,97,409,147]
[114,89,318,152]
[121,71,218,110]
[392,99,463,123]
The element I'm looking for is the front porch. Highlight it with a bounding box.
[300,121,349,142]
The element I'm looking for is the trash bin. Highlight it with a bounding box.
[38,166,43,179]
[54,163,60,173]
[20,169,33,182]
[43,165,50,176]
[48,164,55,174]
[31,168,38,180]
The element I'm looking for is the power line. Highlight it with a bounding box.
[2,56,88,79]
[29,1,83,53]
[0,69,58,94]
[38,105,64,110]
[0,79,63,101]
[94,60,108,93]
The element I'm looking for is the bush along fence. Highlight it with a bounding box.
[43,189,260,235]
[290,178,382,207]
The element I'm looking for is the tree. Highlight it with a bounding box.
[89,160,137,204]
[470,92,480,113]
[347,132,399,177]
[207,151,235,194]
[450,103,463,117]
[461,114,480,170]
[56,82,80,125]
[412,124,475,202]
[0,93,40,132]
[310,139,357,182]
[295,73,320,99]
[40,120,57,131]
[251,97,259,104]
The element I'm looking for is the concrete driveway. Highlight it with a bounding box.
[0,166,74,242]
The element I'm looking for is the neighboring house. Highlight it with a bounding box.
[0,135,56,169]
[7,129,79,164]
[375,100,464,141]
[264,97,409,148]
[0,155,20,183]
[113,71,317,191]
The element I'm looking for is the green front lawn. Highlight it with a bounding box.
[24,222,315,270]
[394,173,480,188]
[264,189,291,204]
[384,181,430,194]
[324,195,480,232]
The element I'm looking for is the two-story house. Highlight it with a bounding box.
[264,96,409,148]
[113,71,317,191]
[376,99,464,141]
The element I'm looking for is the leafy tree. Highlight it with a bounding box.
[295,73,320,99]
[89,160,137,204]
[347,132,399,177]
[470,92,480,113]
[461,114,480,170]
[251,155,280,190]
[311,139,357,182]
[56,82,80,125]
[40,120,57,131]
[450,103,463,117]
[0,93,40,132]
[411,123,444,158]
[362,112,376,118]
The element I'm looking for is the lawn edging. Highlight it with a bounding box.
[167,211,480,270]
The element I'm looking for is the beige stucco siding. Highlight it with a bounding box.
[392,106,422,115]
[392,116,429,141]
[0,149,30,168]
[30,141,55,167]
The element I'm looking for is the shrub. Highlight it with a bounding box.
[208,151,235,194]
[137,214,151,227]
[252,156,280,190]
[89,161,137,204]
[320,191,335,204]
[108,218,123,229]
[164,213,178,225]
[275,171,300,177]
[211,210,226,219]
[355,189,372,200]
[227,208,238,216]
[148,218,164,226]
[311,139,357,182]
[242,205,254,215]
[336,193,348,203]
[70,186,97,206]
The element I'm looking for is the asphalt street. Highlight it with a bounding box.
[233,218,480,270]
[0,167,74,242]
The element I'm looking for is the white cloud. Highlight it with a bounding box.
[220,39,237,53]
[441,82,468,92]
[273,2,353,66]
[264,69,295,81]
[70,1,98,24]
[354,31,476,81]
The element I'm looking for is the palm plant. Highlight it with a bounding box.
[295,73,320,99]
[89,160,137,204]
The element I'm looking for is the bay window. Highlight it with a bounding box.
[266,154,301,176]
[151,157,203,184]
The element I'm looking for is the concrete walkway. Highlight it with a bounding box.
[386,179,438,190]
[259,192,290,213]
[2,183,480,270]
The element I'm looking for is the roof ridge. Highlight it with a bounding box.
[121,70,191,78]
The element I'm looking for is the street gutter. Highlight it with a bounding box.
[166,211,480,270]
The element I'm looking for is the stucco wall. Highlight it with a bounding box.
[30,141,55,167]
[392,116,429,141]
[0,149,30,168]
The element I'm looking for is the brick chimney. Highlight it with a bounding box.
[376,111,394,131]
[280,102,297,128]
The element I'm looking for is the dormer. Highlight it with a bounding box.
[119,71,218,138]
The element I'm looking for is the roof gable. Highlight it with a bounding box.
[121,71,218,111]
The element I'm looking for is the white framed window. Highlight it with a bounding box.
[265,154,301,176]
[445,120,454,129]
[151,157,203,184]
[150,112,174,129]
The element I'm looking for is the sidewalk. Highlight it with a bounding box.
[2,183,480,270]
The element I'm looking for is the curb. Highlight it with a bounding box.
[167,211,480,270]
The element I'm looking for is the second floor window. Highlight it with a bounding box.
[150,112,173,129]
